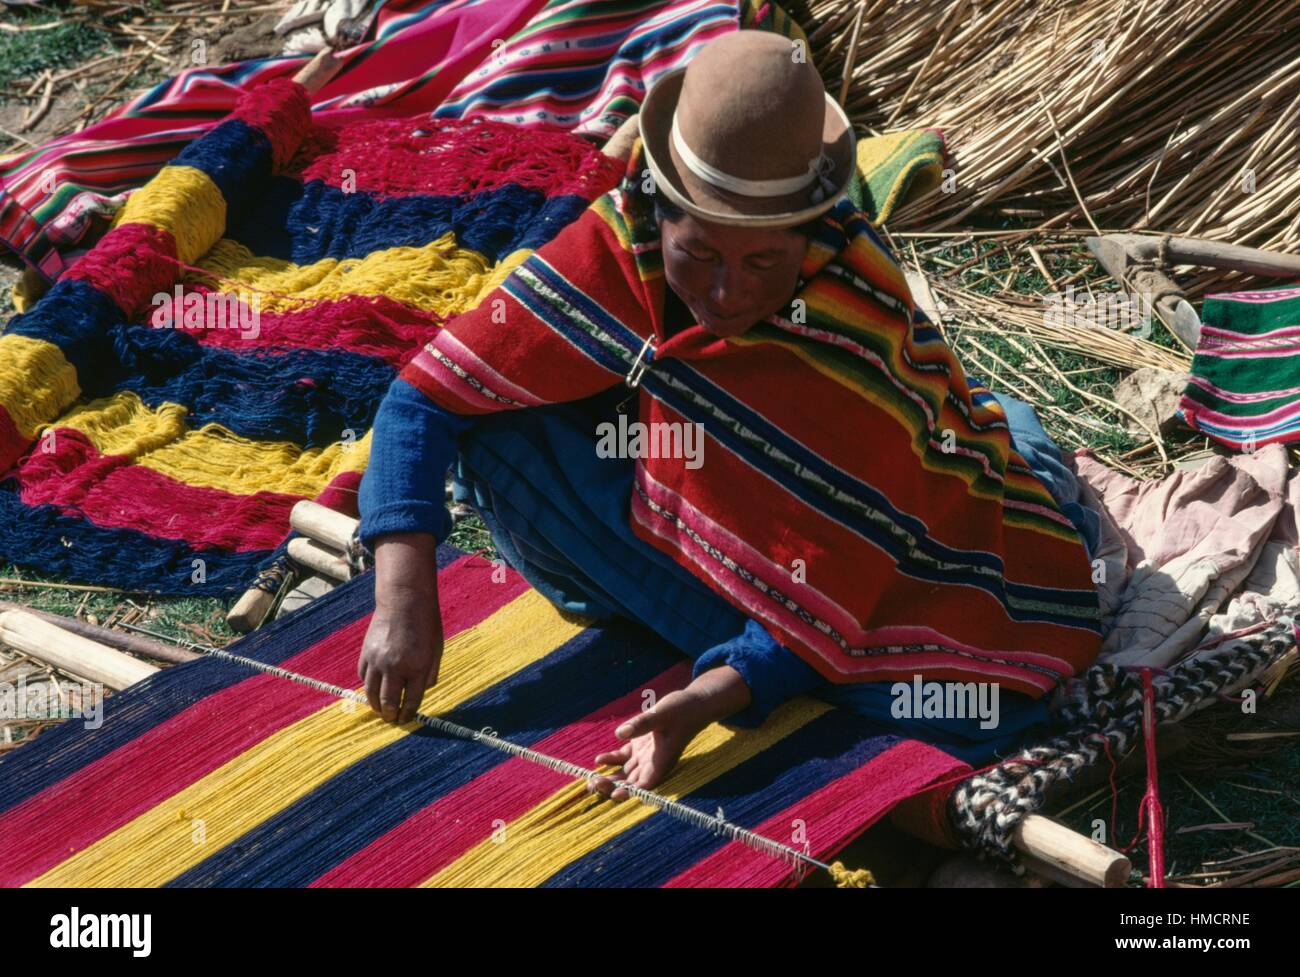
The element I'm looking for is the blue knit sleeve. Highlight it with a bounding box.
[691,619,825,728]
[358,377,475,550]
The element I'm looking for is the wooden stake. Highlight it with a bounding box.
[290,500,360,553]
[0,611,158,691]
[0,602,199,665]
[287,538,351,583]
[1014,814,1132,888]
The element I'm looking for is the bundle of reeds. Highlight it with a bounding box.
[807,0,1300,285]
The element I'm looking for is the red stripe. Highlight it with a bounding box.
[663,740,965,888]
[0,554,527,886]
[11,428,300,552]
[63,221,179,320]
[0,402,27,474]
[296,115,623,200]
[309,662,693,887]
[229,78,310,170]
[180,288,442,366]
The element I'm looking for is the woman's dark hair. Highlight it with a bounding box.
[652,194,823,240]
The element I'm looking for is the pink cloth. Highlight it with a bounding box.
[1068,443,1300,668]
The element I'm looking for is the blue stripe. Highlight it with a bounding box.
[502,253,634,376]
[226,177,597,265]
[7,279,396,448]
[0,491,271,599]
[170,118,272,225]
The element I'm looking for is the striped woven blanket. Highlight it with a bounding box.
[0,550,964,888]
[0,0,807,283]
[1177,283,1300,450]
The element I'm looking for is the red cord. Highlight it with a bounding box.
[1140,667,1166,887]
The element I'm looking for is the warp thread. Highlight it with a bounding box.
[146,630,877,889]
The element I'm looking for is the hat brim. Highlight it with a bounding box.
[638,67,857,228]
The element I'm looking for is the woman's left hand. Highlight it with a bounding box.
[590,688,707,800]
[589,665,753,800]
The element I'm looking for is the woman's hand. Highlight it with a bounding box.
[359,533,443,724]
[589,665,753,800]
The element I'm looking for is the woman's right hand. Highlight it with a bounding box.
[359,532,444,724]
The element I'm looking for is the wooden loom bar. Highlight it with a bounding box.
[0,610,159,690]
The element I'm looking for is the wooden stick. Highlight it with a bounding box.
[226,558,292,634]
[227,586,278,635]
[1110,233,1300,277]
[1014,814,1132,888]
[0,602,198,664]
[0,611,158,691]
[287,538,351,583]
[292,46,345,95]
[290,500,360,553]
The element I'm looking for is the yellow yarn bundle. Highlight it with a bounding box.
[43,391,371,497]
[189,235,529,315]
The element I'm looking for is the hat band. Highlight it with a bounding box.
[670,111,833,200]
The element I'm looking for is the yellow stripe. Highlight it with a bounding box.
[28,589,585,887]
[43,390,370,496]
[116,164,227,265]
[422,697,831,887]
[0,335,80,438]
[190,236,530,314]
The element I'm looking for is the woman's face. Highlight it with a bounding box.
[660,213,808,337]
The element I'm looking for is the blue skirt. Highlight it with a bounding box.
[451,386,1092,764]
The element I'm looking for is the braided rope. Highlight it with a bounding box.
[949,619,1295,862]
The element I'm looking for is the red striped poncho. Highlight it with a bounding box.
[400,139,1103,697]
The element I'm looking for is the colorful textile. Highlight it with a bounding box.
[1177,282,1300,450]
[848,128,947,226]
[0,550,967,888]
[0,0,803,281]
[397,136,1103,695]
[0,2,951,601]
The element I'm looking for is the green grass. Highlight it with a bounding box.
[906,229,1198,459]
[0,14,111,88]
[0,561,236,648]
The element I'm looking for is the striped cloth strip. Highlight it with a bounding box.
[1177,282,1300,451]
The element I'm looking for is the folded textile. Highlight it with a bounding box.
[1177,282,1300,450]
[1068,442,1300,668]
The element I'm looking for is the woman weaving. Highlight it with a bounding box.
[357,31,1103,797]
